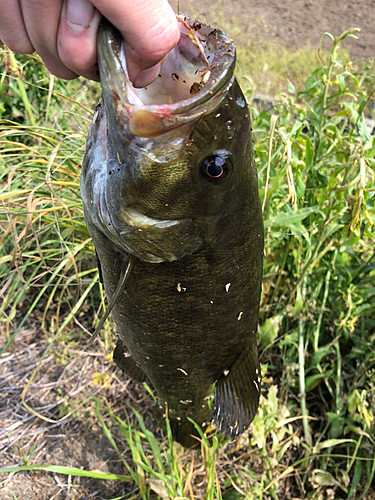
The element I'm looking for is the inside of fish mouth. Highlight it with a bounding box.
[121,20,215,107]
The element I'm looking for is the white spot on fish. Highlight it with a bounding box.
[237,311,243,320]
[209,300,214,304]
[253,380,259,392]
[225,283,231,292]
[177,368,188,376]
[176,283,187,292]
[159,364,164,367]
[215,113,221,118]
[236,96,246,108]
[223,369,230,376]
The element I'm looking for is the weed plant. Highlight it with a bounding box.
[0,28,374,500]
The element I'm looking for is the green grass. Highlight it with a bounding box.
[1,25,375,500]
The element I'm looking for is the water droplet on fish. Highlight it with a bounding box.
[236,96,246,108]
[226,120,232,130]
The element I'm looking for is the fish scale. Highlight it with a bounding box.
[81,16,263,447]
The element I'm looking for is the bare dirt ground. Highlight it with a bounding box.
[1,1,375,499]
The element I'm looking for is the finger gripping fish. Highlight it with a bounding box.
[81,16,264,447]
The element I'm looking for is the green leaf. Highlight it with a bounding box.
[313,438,356,454]
[259,314,282,346]
[324,32,335,41]
[264,205,319,228]
[305,373,326,392]
[223,490,245,500]
[304,135,314,171]
[0,465,131,481]
[358,113,370,142]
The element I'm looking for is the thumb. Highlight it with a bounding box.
[91,0,180,87]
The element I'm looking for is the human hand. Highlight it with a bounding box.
[0,0,180,86]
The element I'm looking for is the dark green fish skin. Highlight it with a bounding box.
[81,17,263,447]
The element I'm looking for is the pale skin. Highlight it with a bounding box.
[0,0,180,87]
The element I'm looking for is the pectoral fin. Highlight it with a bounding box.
[113,339,147,383]
[96,251,104,284]
[213,341,260,440]
[89,255,137,345]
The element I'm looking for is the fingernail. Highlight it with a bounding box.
[66,0,95,33]
[133,63,161,88]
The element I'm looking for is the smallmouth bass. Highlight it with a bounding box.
[81,16,264,447]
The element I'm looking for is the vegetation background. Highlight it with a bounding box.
[0,1,374,499]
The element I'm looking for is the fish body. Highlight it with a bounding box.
[81,17,263,446]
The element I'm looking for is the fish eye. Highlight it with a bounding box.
[200,151,232,184]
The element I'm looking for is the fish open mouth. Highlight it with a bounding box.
[124,17,214,106]
[98,15,237,137]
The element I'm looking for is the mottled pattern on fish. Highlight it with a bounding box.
[81,16,263,447]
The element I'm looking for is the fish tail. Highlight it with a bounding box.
[169,416,201,448]
[156,402,212,448]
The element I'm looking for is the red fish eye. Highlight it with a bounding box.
[201,153,231,183]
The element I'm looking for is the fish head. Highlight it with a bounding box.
[82,16,253,263]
